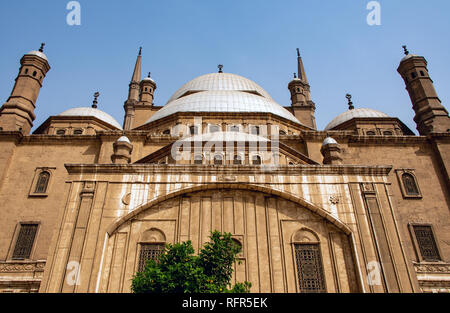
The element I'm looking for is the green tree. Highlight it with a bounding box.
[131,231,251,293]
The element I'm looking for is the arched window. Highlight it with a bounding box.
[190,126,198,135]
[162,129,171,135]
[233,155,242,165]
[232,238,243,256]
[366,131,376,136]
[73,129,83,135]
[383,131,393,136]
[32,71,37,77]
[251,126,260,135]
[138,228,166,272]
[292,229,326,293]
[209,125,220,133]
[194,154,203,165]
[35,171,50,194]
[214,154,223,165]
[402,173,419,196]
[56,129,66,135]
[252,155,262,165]
[279,130,287,135]
[230,125,240,132]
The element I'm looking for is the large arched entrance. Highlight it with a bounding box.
[99,185,360,293]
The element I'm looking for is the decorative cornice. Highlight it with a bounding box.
[414,262,450,274]
[0,261,46,273]
[65,163,392,176]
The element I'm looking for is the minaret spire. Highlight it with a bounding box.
[296,48,308,84]
[131,47,142,83]
[288,48,316,129]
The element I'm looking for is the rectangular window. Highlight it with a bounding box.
[12,224,38,260]
[413,225,441,262]
[138,244,164,272]
[294,244,326,293]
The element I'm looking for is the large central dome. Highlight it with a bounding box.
[147,73,301,124]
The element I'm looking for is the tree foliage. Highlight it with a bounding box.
[131,231,251,293]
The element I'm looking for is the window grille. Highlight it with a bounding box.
[233,155,242,165]
[194,154,203,165]
[402,173,419,196]
[138,244,164,272]
[214,155,223,165]
[252,155,261,165]
[413,225,441,261]
[12,224,38,260]
[294,244,326,293]
[34,171,50,194]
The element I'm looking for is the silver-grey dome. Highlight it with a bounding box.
[117,136,131,143]
[167,73,274,103]
[26,50,48,61]
[324,108,389,130]
[322,137,338,146]
[59,107,122,129]
[401,54,418,62]
[146,90,301,124]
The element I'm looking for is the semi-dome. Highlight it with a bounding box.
[59,107,122,129]
[324,108,389,130]
[146,90,301,124]
[26,50,48,61]
[167,73,274,103]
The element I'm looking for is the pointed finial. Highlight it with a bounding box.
[296,48,300,57]
[293,73,297,79]
[139,47,142,56]
[218,64,223,73]
[92,92,100,109]
[346,93,354,110]
[402,45,409,56]
[39,43,45,53]
[148,72,151,78]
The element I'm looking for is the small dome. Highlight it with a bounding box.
[322,137,338,146]
[142,77,155,83]
[117,136,131,144]
[401,54,418,62]
[325,108,389,130]
[26,50,48,61]
[59,107,122,129]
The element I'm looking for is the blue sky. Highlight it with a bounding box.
[1,0,449,133]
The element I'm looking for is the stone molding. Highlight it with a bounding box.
[65,163,392,176]
[414,262,450,274]
[0,261,46,273]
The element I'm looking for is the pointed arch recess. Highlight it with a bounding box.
[106,184,352,236]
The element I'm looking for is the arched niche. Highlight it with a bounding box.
[139,228,166,244]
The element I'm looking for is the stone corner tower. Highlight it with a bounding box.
[0,43,51,134]
[397,46,450,135]
[288,48,316,129]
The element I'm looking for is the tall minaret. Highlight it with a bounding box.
[0,44,51,134]
[288,48,316,129]
[123,47,142,130]
[397,46,450,135]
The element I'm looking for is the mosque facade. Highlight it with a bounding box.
[0,44,449,293]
